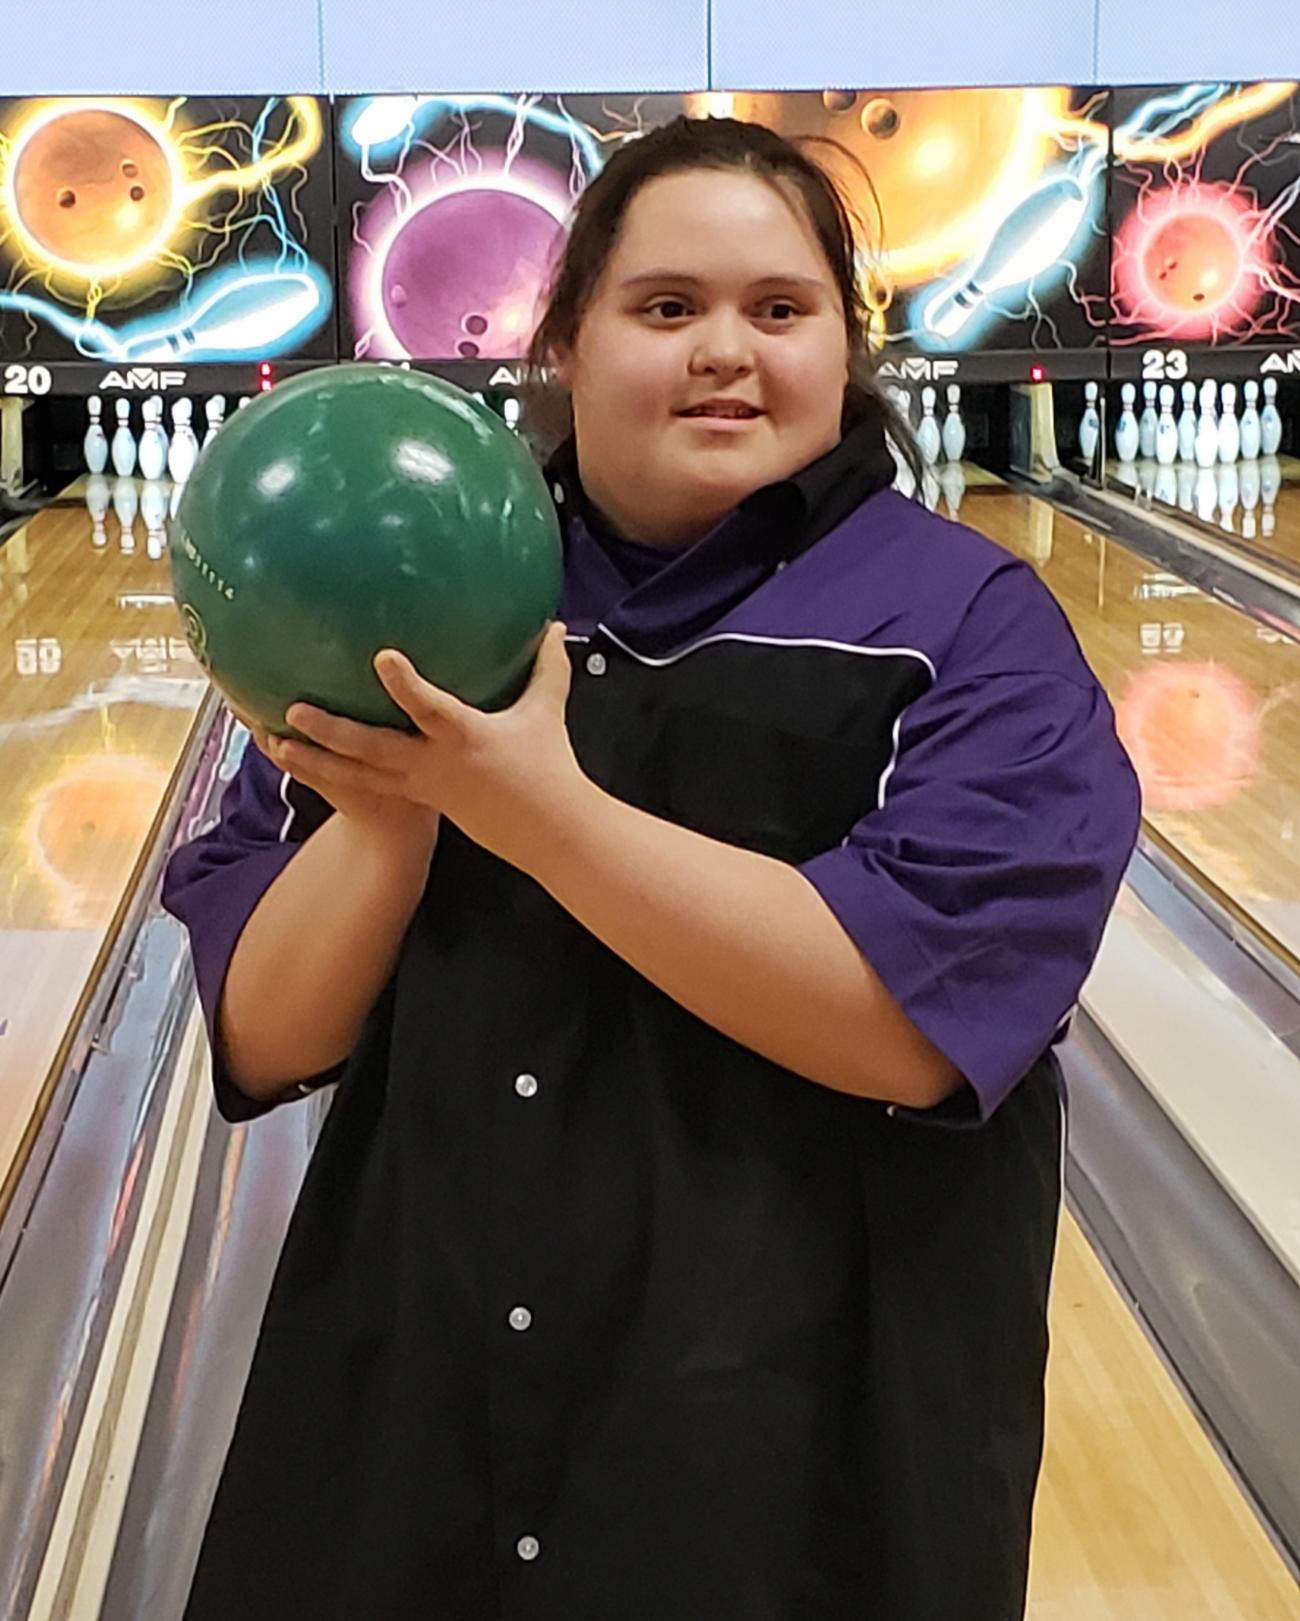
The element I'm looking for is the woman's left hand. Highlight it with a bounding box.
[266,621,590,874]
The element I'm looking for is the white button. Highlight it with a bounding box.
[586,653,607,677]
[509,1306,533,1332]
[517,1535,540,1561]
[515,1073,538,1098]
[776,560,788,572]
[552,483,565,504]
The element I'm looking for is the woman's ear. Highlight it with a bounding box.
[549,341,575,392]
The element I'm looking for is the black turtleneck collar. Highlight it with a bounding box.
[542,401,898,568]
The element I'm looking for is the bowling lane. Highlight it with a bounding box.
[1029,1212,1300,1619]
[958,481,1300,972]
[0,477,205,1213]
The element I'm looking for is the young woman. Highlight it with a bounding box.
[165,116,1141,1620]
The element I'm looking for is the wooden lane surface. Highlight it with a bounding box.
[958,484,1300,971]
[0,478,204,1207]
[1030,1211,1299,1617]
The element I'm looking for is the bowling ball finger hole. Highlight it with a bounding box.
[129,186,145,202]
[463,314,489,337]
[122,161,139,178]
[58,189,76,209]
[458,341,481,359]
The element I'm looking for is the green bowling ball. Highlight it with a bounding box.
[169,364,563,733]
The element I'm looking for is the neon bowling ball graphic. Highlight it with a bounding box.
[381,188,565,360]
[746,87,1045,280]
[12,108,174,270]
[1143,214,1241,314]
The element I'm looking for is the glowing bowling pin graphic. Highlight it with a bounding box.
[921,172,1089,341]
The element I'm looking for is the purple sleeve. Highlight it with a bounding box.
[162,738,338,1122]
[800,570,1142,1123]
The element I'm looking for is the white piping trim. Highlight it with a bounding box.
[598,624,938,682]
[875,710,907,812]
[277,770,297,843]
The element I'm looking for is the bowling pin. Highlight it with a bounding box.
[917,386,942,466]
[1138,381,1159,460]
[85,473,110,548]
[1078,381,1100,464]
[937,459,966,517]
[1239,459,1261,539]
[1217,383,1240,464]
[110,398,137,478]
[112,475,139,551]
[503,397,521,432]
[83,397,109,474]
[1137,457,1157,499]
[1154,385,1178,466]
[1217,462,1238,531]
[238,396,253,410]
[141,479,169,559]
[941,384,966,462]
[138,395,169,481]
[1240,381,1262,461]
[885,388,915,496]
[203,394,226,449]
[1114,383,1140,462]
[1176,461,1196,513]
[1194,465,1217,522]
[1261,378,1283,456]
[921,467,942,512]
[1194,381,1218,469]
[1260,455,1281,536]
[1177,382,1197,462]
[1154,462,1178,509]
[168,399,200,484]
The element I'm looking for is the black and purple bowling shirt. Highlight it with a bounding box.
[164,411,1141,1621]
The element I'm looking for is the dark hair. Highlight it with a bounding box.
[524,114,924,493]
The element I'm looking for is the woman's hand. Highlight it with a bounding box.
[261,622,588,873]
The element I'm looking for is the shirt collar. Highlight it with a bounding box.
[542,400,896,568]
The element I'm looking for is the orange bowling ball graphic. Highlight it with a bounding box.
[11,107,175,272]
[725,88,1058,285]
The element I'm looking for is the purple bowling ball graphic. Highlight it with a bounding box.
[379,188,565,360]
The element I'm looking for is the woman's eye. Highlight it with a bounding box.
[764,301,800,321]
[647,298,691,320]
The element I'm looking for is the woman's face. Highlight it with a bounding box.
[555,169,850,548]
